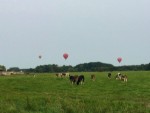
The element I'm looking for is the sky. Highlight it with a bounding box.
[0,0,150,69]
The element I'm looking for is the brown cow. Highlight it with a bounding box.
[91,74,95,81]
[120,75,128,82]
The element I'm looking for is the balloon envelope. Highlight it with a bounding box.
[63,53,68,60]
[117,57,122,63]
[39,55,42,59]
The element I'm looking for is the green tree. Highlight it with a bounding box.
[0,65,6,71]
[7,67,20,72]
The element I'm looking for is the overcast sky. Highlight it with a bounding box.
[0,0,150,69]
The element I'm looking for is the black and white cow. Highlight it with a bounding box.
[77,75,84,85]
[69,75,84,85]
[108,73,111,79]
[69,75,78,84]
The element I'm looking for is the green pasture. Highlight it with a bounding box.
[0,71,150,113]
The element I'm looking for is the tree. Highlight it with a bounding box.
[0,65,6,71]
[7,67,20,72]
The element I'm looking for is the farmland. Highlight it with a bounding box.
[0,71,150,113]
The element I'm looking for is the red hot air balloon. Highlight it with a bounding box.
[117,57,122,63]
[63,53,68,60]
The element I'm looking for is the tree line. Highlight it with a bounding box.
[1,62,150,73]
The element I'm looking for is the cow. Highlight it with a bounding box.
[69,75,74,84]
[56,73,62,77]
[56,72,70,78]
[69,75,78,84]
[115,73,128,82]
[61,72,70,77]
[91,74,95,81]
[69,75,84,85]
[115,73,122,80]
[63,72,70,77]
[77,75,84,85]
[108,73,111,79]
[120,75,128,82]
[61,73,67,77]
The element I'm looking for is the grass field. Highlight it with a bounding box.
[0,71,150,113]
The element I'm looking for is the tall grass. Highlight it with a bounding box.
[0,71,150,113]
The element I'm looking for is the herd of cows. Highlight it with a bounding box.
[55,72,128,85]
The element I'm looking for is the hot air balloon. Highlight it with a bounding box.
[63,53,68,60]
[39,55,42,59]
[117,57,122,63]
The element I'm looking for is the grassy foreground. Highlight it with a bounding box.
[0,71,150,113]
